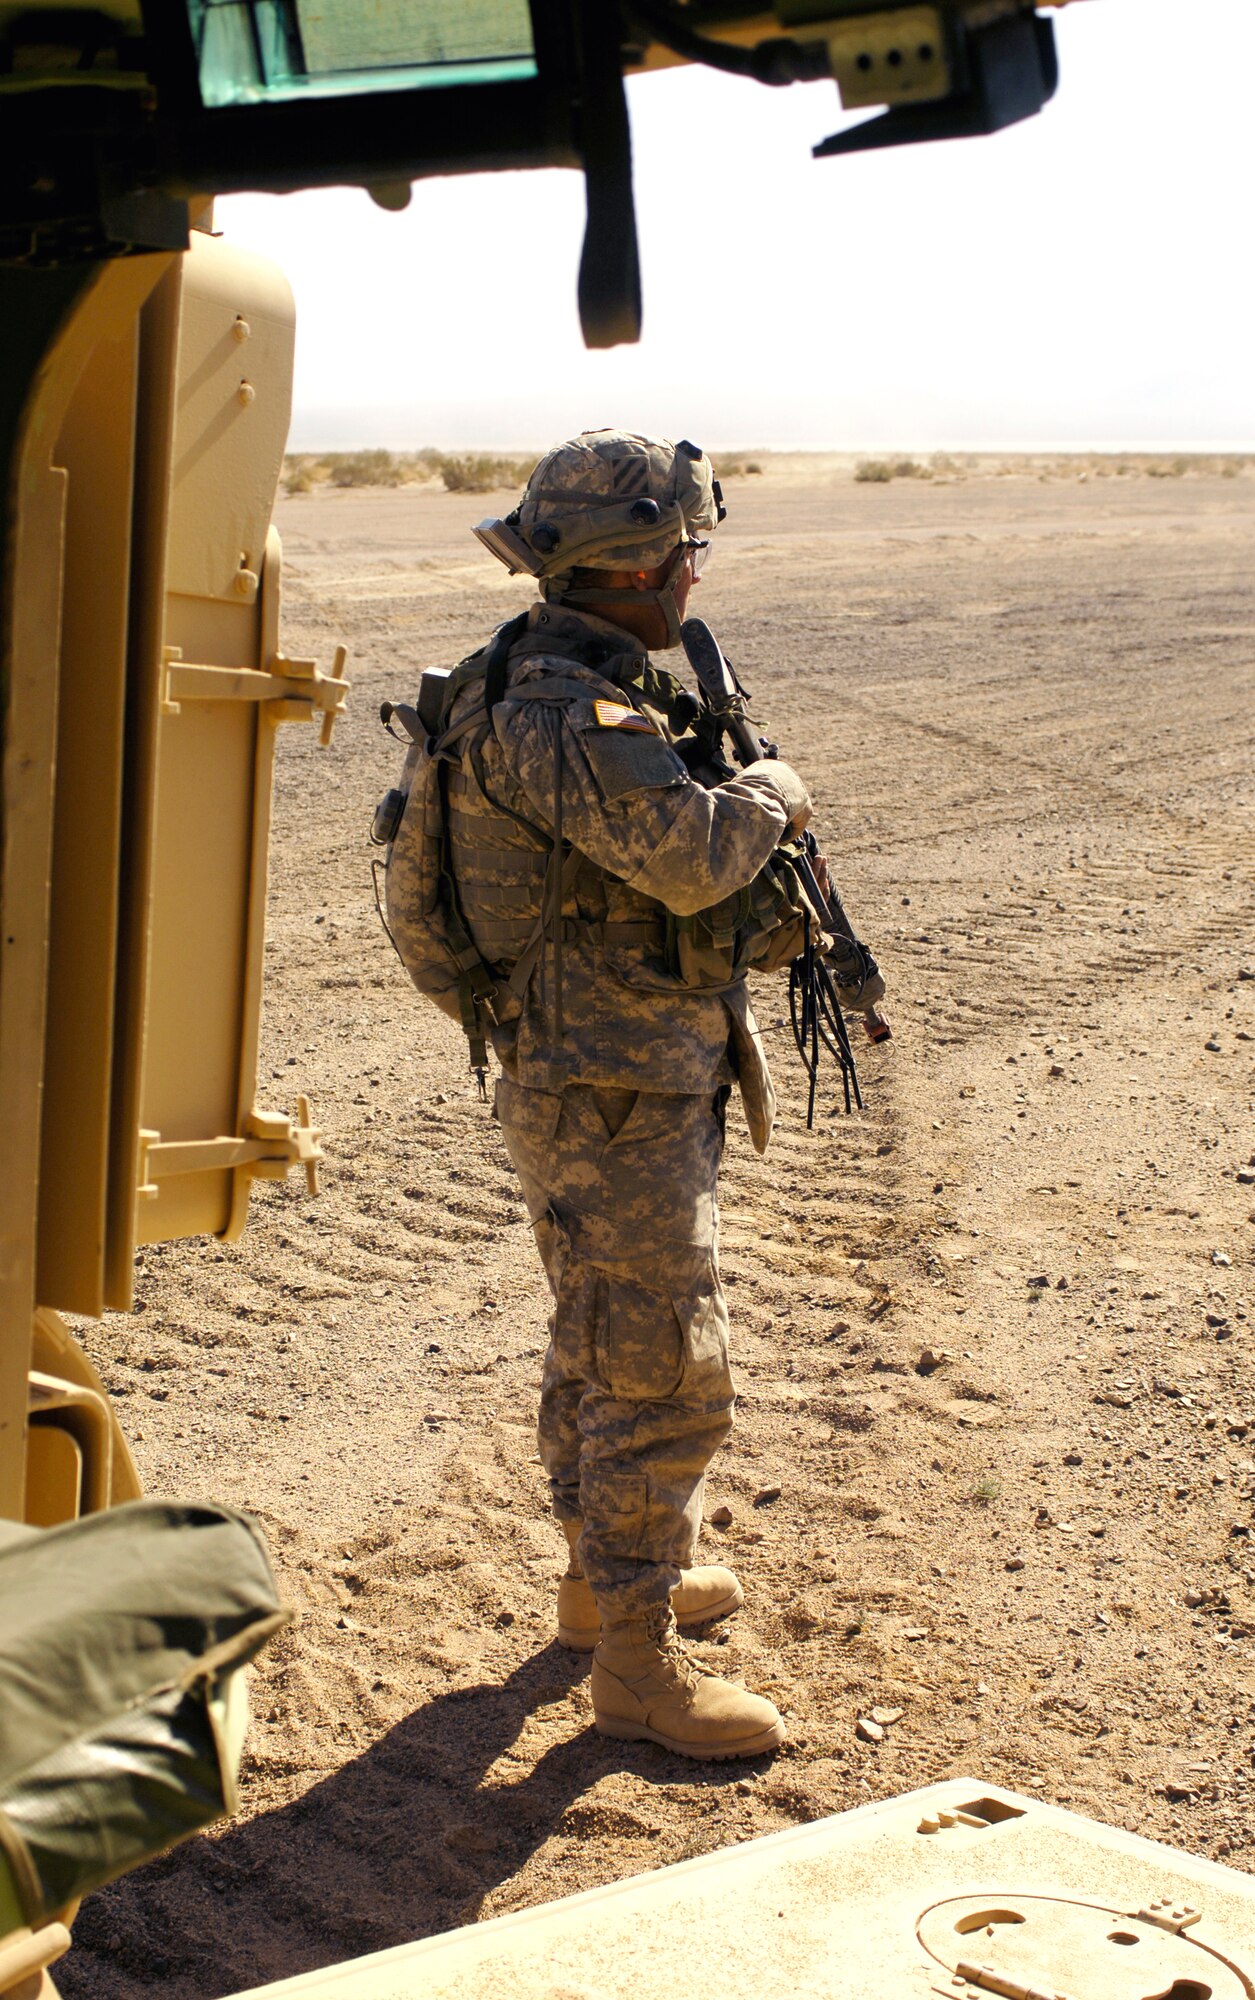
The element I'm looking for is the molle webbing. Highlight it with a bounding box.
[447,706,667,990]
[445,753,550,972]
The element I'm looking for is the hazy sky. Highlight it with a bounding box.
[219,0,1255,452]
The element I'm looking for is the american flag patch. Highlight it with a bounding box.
[593,700,655,732]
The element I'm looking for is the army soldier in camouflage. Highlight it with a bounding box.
[452,431,822,1759]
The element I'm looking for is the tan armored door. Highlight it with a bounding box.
[34,228,346,1321]
[131,234,346,1257]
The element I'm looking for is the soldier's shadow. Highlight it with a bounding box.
[65,1640,752,2000]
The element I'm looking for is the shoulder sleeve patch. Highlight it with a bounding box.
[579,718,687,803]
[592,699,657,732]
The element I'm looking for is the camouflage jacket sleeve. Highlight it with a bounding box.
[492,685,795,918]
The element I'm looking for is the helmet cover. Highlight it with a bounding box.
[512,430,721,577]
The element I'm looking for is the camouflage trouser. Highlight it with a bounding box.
[496,1073,736,1620]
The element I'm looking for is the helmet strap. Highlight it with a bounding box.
[546,547,688,648]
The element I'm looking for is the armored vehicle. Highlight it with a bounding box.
[0,6,1081,1993]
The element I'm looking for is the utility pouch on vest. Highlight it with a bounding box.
[417,667,452,735]
[665,844,813,990]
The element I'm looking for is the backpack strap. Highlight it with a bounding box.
[481,611,528,719]
[380,700,423,743]
[547,714,565,1042]
[433,751,500,1092]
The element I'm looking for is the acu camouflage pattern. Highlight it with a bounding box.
[382,713,491,1033]
[445,601,798,1127]
[516,430,721,578]
[496,1073,734,1620]
[444,595,803,1621]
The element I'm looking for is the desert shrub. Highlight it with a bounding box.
[854,459,893,483]
[285,447,539,494]
[713,457,766,479]
[327,449,406,488]
[393,447,461,483]
[438,454,532,494]
[744,460,763,475]
[891,457,931,479]
[283,457,325,496]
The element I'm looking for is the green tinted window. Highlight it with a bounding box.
[190,0,536,108]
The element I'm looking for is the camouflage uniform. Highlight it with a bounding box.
[497,1075,731,1619]
[446,601,799,1619]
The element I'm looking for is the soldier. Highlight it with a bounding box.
[444,431,822,1759]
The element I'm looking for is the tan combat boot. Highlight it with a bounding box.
[555,1521,743,1652]
[591,1605,785,1760]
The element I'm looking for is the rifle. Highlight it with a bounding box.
[680,616,890,1123]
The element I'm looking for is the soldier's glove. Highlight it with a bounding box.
[836,963,887,1013]
[826,936,886,1013]
[740,757,812,836]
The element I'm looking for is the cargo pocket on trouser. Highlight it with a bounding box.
[597,1273,687,1404]
[532,1202,569,1301]
[674,1278,735,1417]
[578,1267,735,1615]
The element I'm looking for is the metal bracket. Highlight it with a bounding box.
[0,1923,73,1998]
[159,643,349,742]
[137,1094,322,1201]
[26,1370,115,1516]
[1133,1900,1203,1935]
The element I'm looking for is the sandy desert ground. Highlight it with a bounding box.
[60,461,1255,1998]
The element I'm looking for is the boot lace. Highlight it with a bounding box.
[643,1604,715,1693]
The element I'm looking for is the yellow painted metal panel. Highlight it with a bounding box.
[101,260,181,1313]
[23,1423,81,1528]
[35,322,139,1317]
[0,451,65,1519]
[232,1782,1255,2000]
[97,234,341,1297]
[1,255,171,1515]
[132,234,303,1251]
[165,244,295,605]
[30,1308,140,1508]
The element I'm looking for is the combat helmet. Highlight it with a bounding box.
[473,429,725,645]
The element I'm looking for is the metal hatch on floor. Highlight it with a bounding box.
[225,1781,1255,2000]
